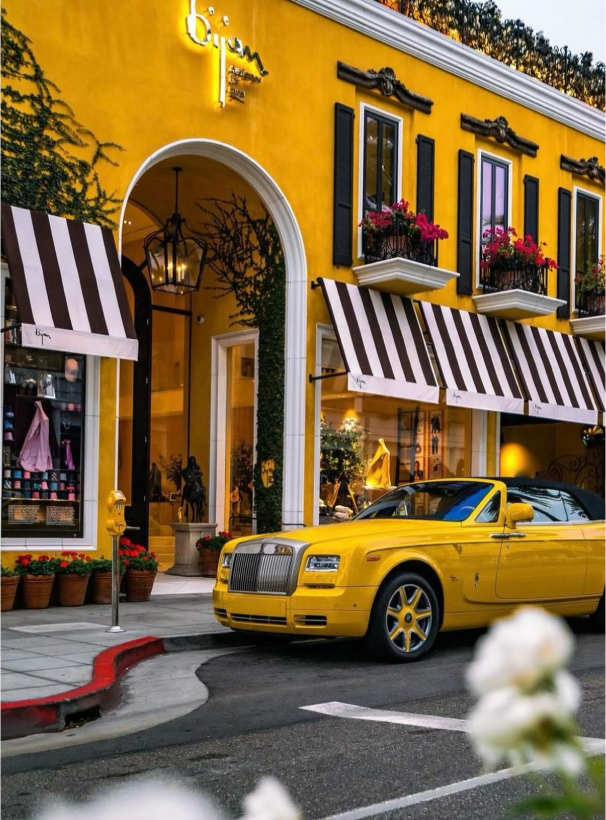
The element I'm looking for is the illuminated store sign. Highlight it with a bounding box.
[186,2,268,106]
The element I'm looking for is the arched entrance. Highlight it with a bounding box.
[118,140,307,546]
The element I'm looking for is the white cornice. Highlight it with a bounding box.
[289,0,605,142]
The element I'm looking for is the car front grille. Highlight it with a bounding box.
[229,548,294,595]
[232,613,288,625]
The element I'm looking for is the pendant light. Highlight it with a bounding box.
[144,167,207,294]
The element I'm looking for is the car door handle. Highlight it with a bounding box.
[490,532,527,539]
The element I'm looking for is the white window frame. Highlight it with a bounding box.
[571,185,603,313]
[357,103,403,260]
[475,149,513,288]
[1,264,100,551]
[208,329,258,533]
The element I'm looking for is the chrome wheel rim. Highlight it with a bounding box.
[385,584,433,653]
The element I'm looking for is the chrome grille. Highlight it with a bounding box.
[229,542,294,595]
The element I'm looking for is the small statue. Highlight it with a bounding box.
[180,455,206,523]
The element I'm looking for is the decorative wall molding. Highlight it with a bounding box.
[288,0,605,142]
[337,62,433,113]
[560,155,605,185]
[461,114,539,157]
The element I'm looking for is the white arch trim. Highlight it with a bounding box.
[118,139,307,527]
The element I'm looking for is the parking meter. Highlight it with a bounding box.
[106,490,127,633]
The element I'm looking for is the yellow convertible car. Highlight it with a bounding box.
[213,478,605,661]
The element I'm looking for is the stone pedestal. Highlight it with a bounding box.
[166,523,218,576]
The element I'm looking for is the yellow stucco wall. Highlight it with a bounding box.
[2,0,604,556]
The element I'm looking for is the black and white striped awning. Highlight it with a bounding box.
[2,205,138,360]
[576,337,605,423]
[503,322,598,424]
[318,278,439,404]
[419,303,525,414]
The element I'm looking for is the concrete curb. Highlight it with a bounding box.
[0,631,250,740]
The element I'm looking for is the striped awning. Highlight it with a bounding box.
[576,338,605,422]
[318,278,439,404]
[419,303,525,414]
[1,205,138,360]
[503,322,598,424]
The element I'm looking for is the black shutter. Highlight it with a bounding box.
[333,103,354,267]
[523,175,539,243]
[556,187,571,319]
[416,135,435,221]
[457,150,475,295]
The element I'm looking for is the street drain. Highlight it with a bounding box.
[64,706,101,729]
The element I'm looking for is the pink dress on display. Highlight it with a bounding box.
[18,401,53,472]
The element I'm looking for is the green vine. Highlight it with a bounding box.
[1,8,123,226]
[199,195,286,533]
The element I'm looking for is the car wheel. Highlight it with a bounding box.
[364,571,440,662]
[589,592,605,632]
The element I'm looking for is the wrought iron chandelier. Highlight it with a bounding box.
[144,167,207,294]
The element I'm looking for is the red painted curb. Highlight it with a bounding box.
[1,636,165,739]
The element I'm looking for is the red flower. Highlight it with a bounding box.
[21,558,31,566]
[204,535,211,541]
[122,559,130,567]
[142,555,149,561]
[120,537,132,547]
[59,560,69,568]
[38,556,46,562]
[130,550,139,557]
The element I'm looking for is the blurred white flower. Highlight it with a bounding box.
[241,777,300,820]
[35,779,224,820]
[466,607,574,696]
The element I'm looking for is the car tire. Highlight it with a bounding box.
[364,571,440,662]
[588,592,605,633]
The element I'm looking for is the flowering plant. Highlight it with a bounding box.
[90,556,117,573]
[196,531,233,552]
[14,553,57,576]
[576,256,605,293]
[481,227,558,272]
[467,607,604,817]
[54,551,94,576]
[119,539,159,571]
[1,565,17,577]
[360,200,449,244]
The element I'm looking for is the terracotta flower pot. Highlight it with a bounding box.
[92,571,113,604]
[21,574,55,609]
[199,548,220,577]
[1,576,19,612]
[57,573,90,606]
[125,570,156,602]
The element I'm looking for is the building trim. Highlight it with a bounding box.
[288,0,605,142]
[119,139,307,528]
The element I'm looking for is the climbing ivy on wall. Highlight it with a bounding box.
[1,8,123,226]
[199,196,286,534]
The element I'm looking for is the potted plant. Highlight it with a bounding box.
[90,556,121,604]
[55,551,93,606]
[359,200,448,266]
[576,256,605,316]
[122,545,159,602]
[15,554,57,609]
[480,227,558,292]
[1,565,19,612]
[197,531,233,576]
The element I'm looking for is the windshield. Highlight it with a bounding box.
[355,481,493,522]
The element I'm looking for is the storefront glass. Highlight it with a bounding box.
[226,342,255,536]
[2,279,85,537]
[318,337,471,524]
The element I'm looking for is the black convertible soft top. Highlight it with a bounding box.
[486,477,605,521]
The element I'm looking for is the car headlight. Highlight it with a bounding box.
[221,552,233,568]
[305,555,340,571]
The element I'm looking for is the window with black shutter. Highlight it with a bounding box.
[557,187,571,318]
[333,103,355,267]
[416,135,434,221]
[480,156,509,244]
[363,110,399,215]
[575,191,600,278]
[456,150,474,295]
[523,175,539,243]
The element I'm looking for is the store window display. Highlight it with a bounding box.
[3,281,85,537]
[318,337,471,524]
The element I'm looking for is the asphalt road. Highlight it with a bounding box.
[2,619,604,820]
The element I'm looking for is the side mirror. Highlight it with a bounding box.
[505,502,534,529]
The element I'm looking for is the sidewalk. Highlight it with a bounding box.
[1,573,221,704]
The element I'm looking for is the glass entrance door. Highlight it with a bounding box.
[225,342,255,536]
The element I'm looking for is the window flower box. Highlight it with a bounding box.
[571,257,605,339]
[355,201,456,295]
[474,227,564,319]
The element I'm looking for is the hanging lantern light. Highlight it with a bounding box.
[143,167,207,294]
